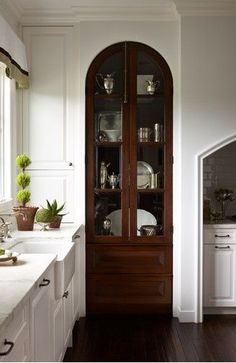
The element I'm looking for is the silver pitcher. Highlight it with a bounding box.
[96,72,115,94]
[146,80,160,95]
[107,172,120,189]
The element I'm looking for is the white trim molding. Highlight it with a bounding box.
[175,0,236,16]
[177,307,196,323]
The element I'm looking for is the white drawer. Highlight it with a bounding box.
[204,228,236,244]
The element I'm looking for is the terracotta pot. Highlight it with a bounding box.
[49,215,63,229]
[13,206,38,231]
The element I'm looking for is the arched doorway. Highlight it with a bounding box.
[198,135,236,322]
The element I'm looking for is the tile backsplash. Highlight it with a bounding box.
[203,141,236,217]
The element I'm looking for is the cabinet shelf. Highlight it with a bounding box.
[95,141,122,147]
[138,141,165,146]
[94,188,122,193]
[137,188,164,193]
[137,94,164,103]
[94,93,122,100]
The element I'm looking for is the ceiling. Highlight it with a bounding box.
[1,0,236,26]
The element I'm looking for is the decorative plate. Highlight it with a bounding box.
[137,161,153,189]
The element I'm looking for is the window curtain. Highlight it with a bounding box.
[0,15,29,89]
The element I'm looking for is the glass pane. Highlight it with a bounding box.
[95,192,121,236]
[137,51,164,95]
[137,193,164,236]
[95,52,123,95]
[95,99,123,142]
[137,145,164,189]
[95,146,122,189]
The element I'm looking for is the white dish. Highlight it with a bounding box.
[137,161,153,189]
[106,209,157,236]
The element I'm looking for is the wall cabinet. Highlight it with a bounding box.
[204,226,236,307]
[22,27,75,222]
[86,42,173,314]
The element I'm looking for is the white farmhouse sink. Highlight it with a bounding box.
[11,241,75,299]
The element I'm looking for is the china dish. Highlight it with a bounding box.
[0,251,19,263]
[137,161,153,189]
[106,209,157,236]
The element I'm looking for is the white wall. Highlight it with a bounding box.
[181,16,236,321]
[75,20,181,316]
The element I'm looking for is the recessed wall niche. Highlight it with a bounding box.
[203,141,236,217]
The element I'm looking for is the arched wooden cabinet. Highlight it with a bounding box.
[86,42,173,314]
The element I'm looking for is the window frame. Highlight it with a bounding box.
[0,62,13,211]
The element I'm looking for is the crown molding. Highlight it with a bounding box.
[1,1,178,26]
[175,0,236,16]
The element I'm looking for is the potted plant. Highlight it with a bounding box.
[13,153,38,231]
[35,199,66,229]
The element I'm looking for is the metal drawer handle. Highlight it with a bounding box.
[39,278,50,287]
[215,246,230,249]
[63,290,69,299]
[215,234,230,238]
[0,339,14,356]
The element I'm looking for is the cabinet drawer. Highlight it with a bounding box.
[87,274,172,314]
[204,228,236,244]
[87,245,172,274]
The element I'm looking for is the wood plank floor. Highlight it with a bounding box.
[64,315,236,362]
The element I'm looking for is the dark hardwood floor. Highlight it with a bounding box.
[64,315,236,362]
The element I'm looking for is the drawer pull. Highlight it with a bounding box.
[215,246,230,249]
[39,278,50,287]
[0,339,14,356]
[63,290,69,298]
[215,234,230,238]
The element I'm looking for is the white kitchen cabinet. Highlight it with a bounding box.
[204,243,236,307]
[63,280,73,351]
[22,26,76,222]
[0,303,30,362]
[52,298,64,362]
[30,267,54,362]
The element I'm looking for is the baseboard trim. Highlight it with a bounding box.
[204,307,236,315]
[177,307,196,322]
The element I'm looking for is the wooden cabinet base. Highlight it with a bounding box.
[87,274,172,314]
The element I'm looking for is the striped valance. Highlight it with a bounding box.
[0,15,29,89]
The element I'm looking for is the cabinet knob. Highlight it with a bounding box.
[68,162,73,166]
[63,291,69,298]
[0,340,14,356]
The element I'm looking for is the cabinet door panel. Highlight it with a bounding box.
[204,244,236,306]
[87,245,172,274]
[87,275,172,314]
[28,170,74,222]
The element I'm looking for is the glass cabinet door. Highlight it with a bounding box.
[86,42,172,243]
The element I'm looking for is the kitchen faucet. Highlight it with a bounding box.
[0,212,27,242]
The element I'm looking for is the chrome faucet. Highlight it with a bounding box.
[0,216,12,242]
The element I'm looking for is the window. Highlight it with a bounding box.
[0,62,11,203]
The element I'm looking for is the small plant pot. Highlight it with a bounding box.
[13,206,38,231]
[49,215,63,229]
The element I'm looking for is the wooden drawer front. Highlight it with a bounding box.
[87,245,172,274]
[204,228,236,244]
[87,275,172,314]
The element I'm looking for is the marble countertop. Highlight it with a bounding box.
[0,223,81,336]
[204,219,236,228]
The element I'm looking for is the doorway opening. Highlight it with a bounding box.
[198,136,236,322]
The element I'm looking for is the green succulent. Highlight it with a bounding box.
[16,189,31,206]
[35,208,54,223]
[16,172,31,188]
[46,199,65,217]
